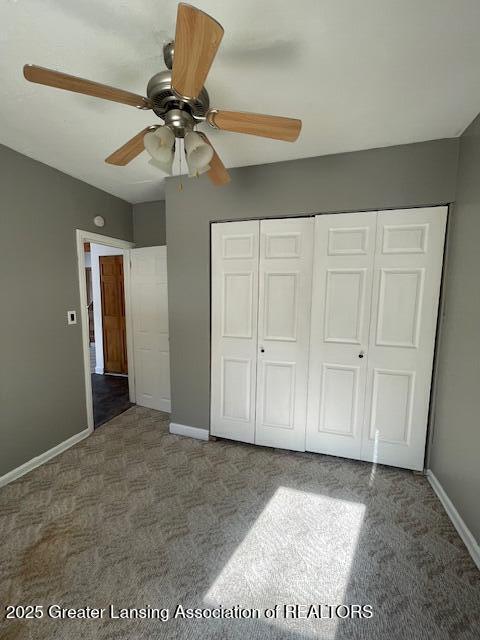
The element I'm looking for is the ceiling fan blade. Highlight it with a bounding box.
[208,110,302,142]
[23,64,152,109]
[199,133,230,186]
[105,127,156,165]
[172,3,224,99]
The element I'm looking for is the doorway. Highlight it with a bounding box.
[77,230,171,434]
[84,242,132,427]
[77,231,136,432]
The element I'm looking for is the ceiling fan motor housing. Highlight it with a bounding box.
[146,68,210,135]
[163,108,195,138]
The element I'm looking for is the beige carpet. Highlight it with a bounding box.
[0,406,479,640]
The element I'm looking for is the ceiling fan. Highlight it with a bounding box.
[23,3,302,186]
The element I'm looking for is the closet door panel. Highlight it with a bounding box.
[211,221,259,442]
[306,212,377,459]
[361,207,447,470]
[255,218,314,451]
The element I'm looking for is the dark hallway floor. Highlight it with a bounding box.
[91,373,132,427]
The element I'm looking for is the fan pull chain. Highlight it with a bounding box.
[178,138,183,192]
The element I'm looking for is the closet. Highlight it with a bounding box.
[210,207,447,471]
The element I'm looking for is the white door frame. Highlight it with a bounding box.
[76,229,135,434]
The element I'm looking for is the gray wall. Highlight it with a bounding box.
[165,138,459,432]
[133,201,166,247]
[429,115,480,542]
[0,143,132,476]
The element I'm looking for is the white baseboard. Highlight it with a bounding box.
[169,422,209,441]
[0,428,90,489]
[426,470,480,570]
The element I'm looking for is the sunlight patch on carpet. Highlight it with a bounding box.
[204,487,365,638]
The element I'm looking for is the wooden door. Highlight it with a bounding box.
[100,255,127,374]
[254,217,314,451]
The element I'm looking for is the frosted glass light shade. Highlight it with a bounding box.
[184,131,214,177]
[148,156,174,175]
[187,162,211,177]
[144,126,175,168]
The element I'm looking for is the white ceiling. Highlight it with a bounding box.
[1,0,480,203]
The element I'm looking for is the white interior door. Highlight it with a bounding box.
[361,207,447,470]
[306,212,377,459]
[130,246,171,412]
[210,221,259,443]
[210,208,445,468]
[255,218,314,451]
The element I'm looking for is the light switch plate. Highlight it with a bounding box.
[67,310,77,325]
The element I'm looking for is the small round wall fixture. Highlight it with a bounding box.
[94,215,105,228]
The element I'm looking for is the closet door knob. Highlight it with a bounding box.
[260,347,265,353]
[358,350,365,359]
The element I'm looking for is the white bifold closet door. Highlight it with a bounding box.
[306,212,377,460]
[306,207,447,470]
[210,218,313,450]
[255,218,314,450]
[360,208,447,469]
[210,221,259,444]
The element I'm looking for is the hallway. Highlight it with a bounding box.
[91,373,132,428]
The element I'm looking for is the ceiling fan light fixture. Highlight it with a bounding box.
[144,125,175,165]
[148,156,175,175]
[188,162,211,178]
[184,130,214,177]
[23,4,302,188]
